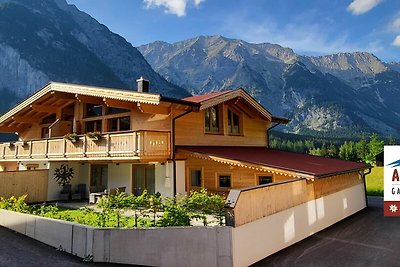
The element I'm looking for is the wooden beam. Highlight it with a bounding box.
[0,126,20,132]
[75,94,103,105]
[12,115,41,124]
[137,103,171,115]
[50,91,77,100]
[30,104,58,114]
[103,98,136,110]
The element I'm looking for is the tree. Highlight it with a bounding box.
[356,136,368,162]
[366,133,384,165]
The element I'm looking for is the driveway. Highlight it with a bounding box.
[0,226,135,267]
[254,196,400,266]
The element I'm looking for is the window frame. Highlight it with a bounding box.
[204,105,223,134]
[188,168,203,188]
[256,174,274,185]
[217,173,232,190]
[227,107,243,136]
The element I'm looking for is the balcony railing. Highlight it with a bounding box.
[0,131,171,161]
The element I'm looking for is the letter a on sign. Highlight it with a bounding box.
[384,146,400,216]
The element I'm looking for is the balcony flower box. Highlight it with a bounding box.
[63,133,78,143]
[85,131,102,141]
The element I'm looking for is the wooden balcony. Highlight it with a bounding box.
[0,131,171,161]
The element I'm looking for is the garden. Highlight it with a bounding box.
[0,188,226,228]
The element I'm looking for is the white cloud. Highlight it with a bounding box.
[392,35,400,46]
[347,0,382,15]
[390,17,400,32]
[143,0,204,17]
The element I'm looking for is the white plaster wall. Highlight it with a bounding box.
[176,160,186,196]
[107,163,132,194]
[232,183,366,267]
[18,161,49,171]
[155,162,173,198]
[47,162,81,201]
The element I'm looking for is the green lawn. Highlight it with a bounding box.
[365,167,384,196]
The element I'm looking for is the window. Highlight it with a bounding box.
[85,120,102,132]
[204,105,221,133]
[219,174,231,188]
[108,116,130,132]
[190,169,202,187]
[41,127,49,138]
[85,104,103,117]
[107,107,130,115]
[258,175,273,185]
[228,109,241,135]
[41,114,56,124]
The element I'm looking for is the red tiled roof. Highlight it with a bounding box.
[182,90,232,103]
[178,146,370,178]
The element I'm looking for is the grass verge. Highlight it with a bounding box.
[365,167,383,197]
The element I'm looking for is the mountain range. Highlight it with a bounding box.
[0,0,398,138]
[0,0,189,110]
[139,35,400,137]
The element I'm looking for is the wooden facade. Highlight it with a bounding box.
[226,171,363,227]
[0,170,48,203]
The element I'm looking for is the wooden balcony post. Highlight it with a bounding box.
[14,143,18,159]
[135,132,141,156]
[106,133,110,156]
[83,136,87,157]
[29,140,33,158]
[62,139,66,157]
[45,139,49,158]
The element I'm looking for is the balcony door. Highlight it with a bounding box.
[132,165,155,196]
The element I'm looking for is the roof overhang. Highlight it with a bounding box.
[0,82,164,125]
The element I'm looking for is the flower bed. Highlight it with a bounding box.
[0,189,226,228]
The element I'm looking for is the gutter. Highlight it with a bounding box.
[171,108,196,196]
[266,122,282,148]
[360,167,372,208]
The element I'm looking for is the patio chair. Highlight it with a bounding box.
[72,184,86,201]
[59,184,72,201]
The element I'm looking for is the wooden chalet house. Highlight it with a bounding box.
[0,79,369,202]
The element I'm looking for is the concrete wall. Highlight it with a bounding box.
[107,163,132,194]
[0,209,94,257]
[231,183,366,267]
[93,227,232,267]
[0,209,232,267]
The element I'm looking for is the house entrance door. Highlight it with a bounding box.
[132,165,155,196]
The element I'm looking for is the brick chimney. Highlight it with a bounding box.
[136,76,149,93]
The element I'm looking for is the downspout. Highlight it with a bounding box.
[360,168,372,208]
[171,108,194,196]
[266,122,281,148]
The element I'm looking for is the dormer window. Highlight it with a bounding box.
[228,108,242,135]
[204,105,221,133]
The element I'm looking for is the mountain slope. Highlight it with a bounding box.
[0,0,189,110]
[139,35,400,137]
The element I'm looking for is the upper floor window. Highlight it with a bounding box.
[107,107,130,115]
[227,109,241,135]
[85,120,102,132]
[108,116,130,132]
[85,104,103,117]
[204,105,221,133]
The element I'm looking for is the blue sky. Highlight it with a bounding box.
[66,0,400,62]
